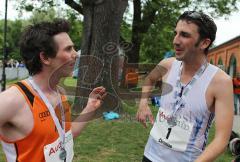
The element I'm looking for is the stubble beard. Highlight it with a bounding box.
[175,52,186,61]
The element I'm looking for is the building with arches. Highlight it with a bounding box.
[208,35,240,115]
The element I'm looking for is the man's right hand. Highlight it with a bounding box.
[136,99,154,128]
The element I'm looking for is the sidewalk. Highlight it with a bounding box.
[233,115,240,134]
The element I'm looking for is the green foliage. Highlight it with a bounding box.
[138,0,239,63]
[188,0,239,17]
[120,20,132,42]
[0,19,28,60]
[140,2,179,63]
[13,0,240,64]
[28,8,57,24]
[121,4,132,42]
[16,0,57,14]
[28,7,83,50]
[139,1,179,63]
[67,16,83,51]
[0,4,83,61]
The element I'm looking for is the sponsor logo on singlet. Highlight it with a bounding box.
[158,111,190,130]
[39,110,50,121]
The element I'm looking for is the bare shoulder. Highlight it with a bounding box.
[155,57,176,79]
[158,57,176,71]
[0,86,26,109]
[145,57,176,82]
[211,69,233,93]
[212,69,232,86]
[0,86,27,124]
[0,86,24,102]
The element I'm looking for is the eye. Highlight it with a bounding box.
[73,45,77,51]
[180,32,190,38]
[66,46,74,51]
[173,31,177,36]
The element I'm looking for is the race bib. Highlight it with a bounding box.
[150,108,193,152]
[44,131,74,162]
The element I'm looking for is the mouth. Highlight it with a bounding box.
[174,48,183,55]
[69,62,75,67]
[66,61,76,67]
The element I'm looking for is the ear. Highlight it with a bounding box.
[39,52,51,65]
[200,38,211,51]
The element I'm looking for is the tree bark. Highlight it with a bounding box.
[73,0,128,119]
[126,0,157,64]
[65,0,83,14]
[121,0,157,87]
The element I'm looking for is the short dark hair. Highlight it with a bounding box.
[177,11,217,55]
[19,19,70,75]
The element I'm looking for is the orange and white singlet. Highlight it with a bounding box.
[0,80,74,162]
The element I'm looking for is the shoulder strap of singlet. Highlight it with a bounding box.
[166,60,181,83]
[14,82,34,107]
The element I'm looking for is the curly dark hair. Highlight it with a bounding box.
[19,19,70,75]
[177,11,217,55]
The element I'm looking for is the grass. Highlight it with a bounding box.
[0,77,235,161]
[6,79,20,85]
[71,103,234,162]
[73,119,149,162]
[0,103,234,162]
[61,77,78,87]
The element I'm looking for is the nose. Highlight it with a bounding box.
[72,49,78,60]
[173,34,180,46]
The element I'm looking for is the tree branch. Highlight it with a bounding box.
[65,0,83,15]
[140,1,158,33]
[81,0,104,5]
[132,0,141,33]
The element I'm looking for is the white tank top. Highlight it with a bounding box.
[144,60,218,162]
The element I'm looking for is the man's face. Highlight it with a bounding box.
[50,32,77,77]
[173,20,203,61]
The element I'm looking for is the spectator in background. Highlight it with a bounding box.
[233,73,240,115]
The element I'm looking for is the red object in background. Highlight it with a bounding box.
[124,67,138,88]
[233,78,240,94]
[126,72,138,84]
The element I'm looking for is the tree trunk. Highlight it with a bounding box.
[121,0,157,88]
[73,0,128,120]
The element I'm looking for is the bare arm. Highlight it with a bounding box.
[136,58,175,128]
[195,73,234,162]
[71,87,106,138]
[0,87,26,133]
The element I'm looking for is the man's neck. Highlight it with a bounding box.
[32,72,60,93]
[182,55,207,76]
[180,55,207,84]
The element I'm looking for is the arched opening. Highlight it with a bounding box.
[210,59,213,64]
[217,57,225,71]
[229,55,237,77]
[229,54,239,115]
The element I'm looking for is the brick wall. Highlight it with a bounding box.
[208,36,240,75]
